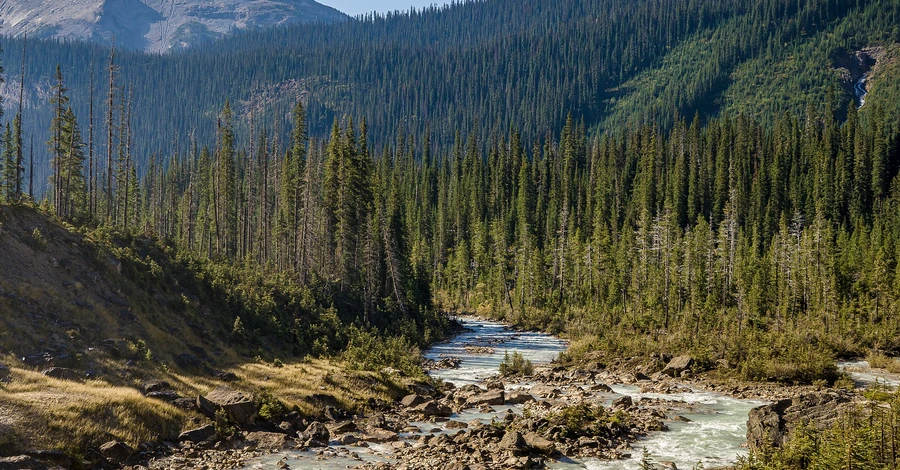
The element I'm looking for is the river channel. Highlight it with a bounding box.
[247,317,765,469]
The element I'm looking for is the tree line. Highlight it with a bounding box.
[3,0,898,180]
[28,54,900,381]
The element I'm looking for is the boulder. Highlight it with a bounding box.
[212,370,239,382]
[301,421,331,443]
[245,431,293,450]
[142,380,171,394]
[400,394,428,408]
[41,367,81,381]
[178,424,216,443]
[414,400,452,417]
[661,356,694,377]
[99,441,133,462]
[590,383,613,393]
[505,392,535,405]
[364,429,399,443]
[529,385,561,398]
[408,382,439,397]
[171,398,197,410]
[197,386,257,426]
[612,395,633,408]
[747,391,856,451]
[0,364,9,380]
[523,432,556,455]
[499,431,525,451]
[466,390,504,407]
[147,390,182,402]
[24,450,70,468]
[0,456,49,470]
[329,421,358,434]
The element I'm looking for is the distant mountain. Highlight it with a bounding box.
[0,0,347,52]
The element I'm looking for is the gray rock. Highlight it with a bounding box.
[99,440,133,462]
[364,429,398,443]
[301,421,330,443]
[590,383,614,393]
[171,397,197,410]
[147,390,182,402]
[41,367,81,381]
[0,364,9,380]
[415,400,452,417]
[0,455,49,470]
[197,386,257,426]
[24,450,70,468]
[529,385,562,398]
[612,395,633,408]
[142,380,172,394]
[178,424,216,443]
[499,431,524,450]
[505,391,535,405]
[523,432,556,455]
[212,370,239,382]
[329,421,357,434]
[746,391,856,450]
[661,355,694,377]
[245,431,293,450]
[466,390,504,407]
[400,394,427,408]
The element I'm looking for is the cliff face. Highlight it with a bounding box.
[0,0,346,52]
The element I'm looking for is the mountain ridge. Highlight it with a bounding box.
[0,0,347,52]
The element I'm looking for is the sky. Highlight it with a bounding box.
[318,0,452,17]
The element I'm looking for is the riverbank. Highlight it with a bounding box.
[80,317,894,470]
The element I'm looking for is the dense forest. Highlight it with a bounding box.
[10,54,900,384]
[1,0,900,193]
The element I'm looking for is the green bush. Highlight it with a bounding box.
[255,390,286,421]
[499,351,533,376]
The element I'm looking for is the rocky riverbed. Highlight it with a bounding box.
[85,319,898,470]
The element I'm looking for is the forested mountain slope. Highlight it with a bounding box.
[1,0,899,193]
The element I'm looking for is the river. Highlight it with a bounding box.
[247,317,764,469]
[855,75,868,108]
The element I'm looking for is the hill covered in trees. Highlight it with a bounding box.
[2,0,900,194]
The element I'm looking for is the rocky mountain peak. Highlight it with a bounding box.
[0,0,347,53]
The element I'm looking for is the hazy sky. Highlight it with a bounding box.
[318,1,452,17]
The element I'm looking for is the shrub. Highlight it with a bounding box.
[214,409,236,438]
[255,390,286,421]
[499,351,533,376]
[30,228,47,250]
[865,351,900,373]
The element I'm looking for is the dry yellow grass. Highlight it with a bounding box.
[866,352,900,374]
[168,358,407,416]
[0,357,408,454]
[0,368,187,453]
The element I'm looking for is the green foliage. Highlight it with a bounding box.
[213,408,236,438]
[640,448,655,470]
[499,351,533,376]
[29,227,46,250]
[255,390,286,422]
[342,328,424,378]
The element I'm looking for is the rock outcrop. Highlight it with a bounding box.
[197,386,257,426]
[746,390,858,450]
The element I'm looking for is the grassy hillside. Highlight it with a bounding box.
[0,204,439,456]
